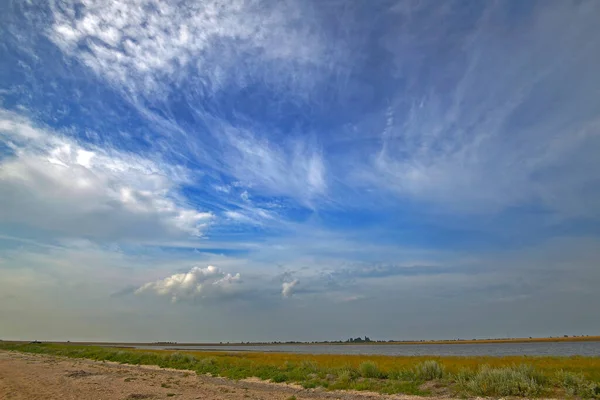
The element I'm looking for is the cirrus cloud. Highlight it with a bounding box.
[48,0,329,96]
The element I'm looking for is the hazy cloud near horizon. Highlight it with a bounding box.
[1,0,600,342]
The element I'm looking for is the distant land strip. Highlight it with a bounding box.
[5,335,600,347]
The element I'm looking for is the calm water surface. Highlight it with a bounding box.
[138,341,600,357]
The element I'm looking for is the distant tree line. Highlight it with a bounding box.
[146,334,595,346]
[345,336,372,343]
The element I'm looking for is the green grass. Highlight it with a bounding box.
[1,342,600,398]
[358,361,383,378]
[414,360,444,381]
[456,364,544,397]
[556,370,600,398]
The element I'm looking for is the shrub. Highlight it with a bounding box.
[109,351,127,362]
[199,356,216,366]
[281,361,295,371]
[300,360,319,372]
[514,363,548,385]
[459,364,543,397]
[454,368,475,385]
[414,360,444,380]
[337,368,357,383]
[195,357,219,375]
[592,383,600,398]
[169,352,196,365]
[555,370,600,398]
[271,373,288,383]
[138,352,162,366]
[301,381,318,389]
[359,361,382,378]
[388,369,416,380]
[557,370,587,396]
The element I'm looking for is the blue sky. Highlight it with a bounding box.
[1,0,599,342]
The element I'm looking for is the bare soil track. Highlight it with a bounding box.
[0,351,436,400]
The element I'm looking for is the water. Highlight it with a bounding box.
[136,341,600,357]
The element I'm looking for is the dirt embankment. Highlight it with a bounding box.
[0,351,440,400]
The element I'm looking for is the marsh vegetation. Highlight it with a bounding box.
[1,342,599,398]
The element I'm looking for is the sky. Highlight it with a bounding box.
[1,0,599,343]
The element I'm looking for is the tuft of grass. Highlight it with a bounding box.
[359,361,382,378]
[414,360,444,380]
[457,364,544,397]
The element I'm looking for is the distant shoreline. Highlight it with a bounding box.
[6,335,600,347]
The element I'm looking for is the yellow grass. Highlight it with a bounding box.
[131,348,600,381]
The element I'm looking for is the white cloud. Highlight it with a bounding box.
[222,127,327,205]
[213,184,231,194]
[281,279,298,298]
[336,295,368,303]
[135,265,241,303]
[224,209,275,226]
[45,0,332,209]
[0,110,212,240]
[364,0,600,216]
[48,0,327,95]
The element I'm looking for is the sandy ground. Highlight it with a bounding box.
[0,351,445,400]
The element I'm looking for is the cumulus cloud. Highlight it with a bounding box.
[135,265,241,303]
[281,279,299,298]
[0,110,212,240]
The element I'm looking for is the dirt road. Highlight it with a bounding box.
[0,351,436,400]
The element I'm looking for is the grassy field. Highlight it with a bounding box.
[1,342,599,398]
